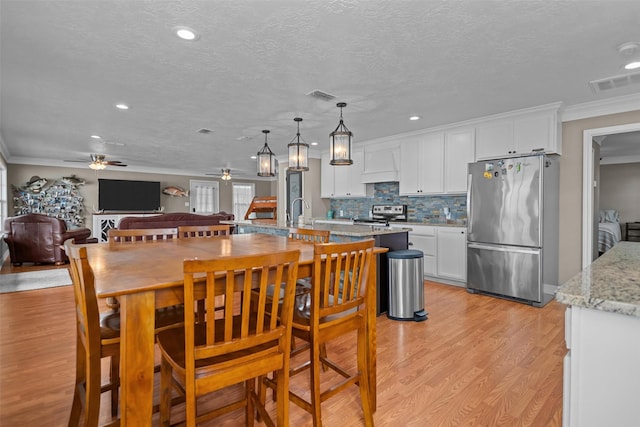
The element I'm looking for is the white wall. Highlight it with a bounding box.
[600,162,640,225]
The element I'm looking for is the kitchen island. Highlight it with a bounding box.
[555,241,640,427]
[223,219,411,315]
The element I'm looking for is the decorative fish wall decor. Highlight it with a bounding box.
[21,176,48,193]
[61,175,86,187]
[162,186,189,197]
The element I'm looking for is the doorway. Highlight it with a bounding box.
[286,170,302,224]
[582,122,640,268]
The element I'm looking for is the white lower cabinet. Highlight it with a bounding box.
[408,225,437,276]
[436,227,467,282]
[409,225,466,286]
[563,305,640,427]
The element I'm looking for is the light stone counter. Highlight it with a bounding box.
[222,219,412,237]
[555,241,640,317]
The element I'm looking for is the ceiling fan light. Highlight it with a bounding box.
[288,117,309,172]
[624,61,640,70]
[89,162,106,170]
[257,129,276,177]
[330,102,353,166]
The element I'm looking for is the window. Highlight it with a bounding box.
[233,183,255,220]
[189,180,219,214]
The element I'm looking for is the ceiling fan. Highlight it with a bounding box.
[65,154,128,169]
[206,168,239,181]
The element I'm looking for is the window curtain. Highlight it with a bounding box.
[233,183,254,220]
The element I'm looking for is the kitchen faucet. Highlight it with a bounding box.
[290,197,310,225]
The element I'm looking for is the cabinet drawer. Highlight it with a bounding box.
[408,225,436,236]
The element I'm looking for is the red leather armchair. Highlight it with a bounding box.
[3,213,93,265]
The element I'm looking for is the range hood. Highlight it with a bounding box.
[360,144,399,183]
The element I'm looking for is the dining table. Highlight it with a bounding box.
[84,232,384,425]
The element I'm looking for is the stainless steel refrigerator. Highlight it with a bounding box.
[466,154,559,307]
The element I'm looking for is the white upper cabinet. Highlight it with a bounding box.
[476,104,561,160]
[320,152,334,198]
[321,148,369,198]
[399,133,444,195]
[399,128,474,196]
[444,128,475,193]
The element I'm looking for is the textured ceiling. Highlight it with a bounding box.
[1,0,640,178]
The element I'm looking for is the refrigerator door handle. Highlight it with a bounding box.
[467,173,473,236]
[468,243,540,255]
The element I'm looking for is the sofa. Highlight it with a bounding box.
[3,213,93,265]
[117,212,235,231]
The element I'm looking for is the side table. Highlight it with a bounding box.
[626,222,640,242]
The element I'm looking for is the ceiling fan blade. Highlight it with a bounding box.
[64,159,89,163]
[108,163,127,167]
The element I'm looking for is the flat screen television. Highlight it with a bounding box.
[98,179,161,212]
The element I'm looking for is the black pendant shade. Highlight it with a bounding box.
[288,117,309,171]
[257,129,276,177]
[329,102,353,166]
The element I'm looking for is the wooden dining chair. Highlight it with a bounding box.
[65,238,186,425]
[155,249,300,426]
[105,227,182,327]
[265,239,375,427]
[177,224,232,321]
[288,228,330,244]
[107,227,178,244]
[65,239,120,426]
[177,224,231,238]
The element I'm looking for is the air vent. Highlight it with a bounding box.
[197,128,214,134]
[589,71,640,93]
[306,89,336,101]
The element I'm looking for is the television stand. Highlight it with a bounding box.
[92,213,160,242]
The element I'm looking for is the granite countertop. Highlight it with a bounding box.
[223,219,411,237]
[310,217,467,227]
[555,241,640,317]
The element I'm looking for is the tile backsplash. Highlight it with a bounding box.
[329,182,467,222]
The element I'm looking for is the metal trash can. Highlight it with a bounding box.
[388,249,428,322]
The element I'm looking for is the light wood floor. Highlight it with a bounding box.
[0,265,566,426]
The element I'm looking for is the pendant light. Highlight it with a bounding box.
[329,102,353,165]
[257,129,276,177]
[288,117,309,171]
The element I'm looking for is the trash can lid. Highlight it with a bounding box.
[388,249,424,259]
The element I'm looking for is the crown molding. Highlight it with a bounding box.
[561,93,640,122]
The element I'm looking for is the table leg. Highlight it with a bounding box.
[120,291,156,425]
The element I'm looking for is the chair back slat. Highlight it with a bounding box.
[312,239,374,321]
[178,224,231,239]
[288,228,330,244]
[108,227,178,244]
[183,250,299,364]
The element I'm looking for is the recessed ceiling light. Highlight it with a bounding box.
[311,142,319,146]
[250,155,257,160]
[625,61,640,70]
[409,116,421,121]
[115,103,129,110]
[174,26,200,41]
[90,135,101,139]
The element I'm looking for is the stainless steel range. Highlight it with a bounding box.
[353,204,407,226]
